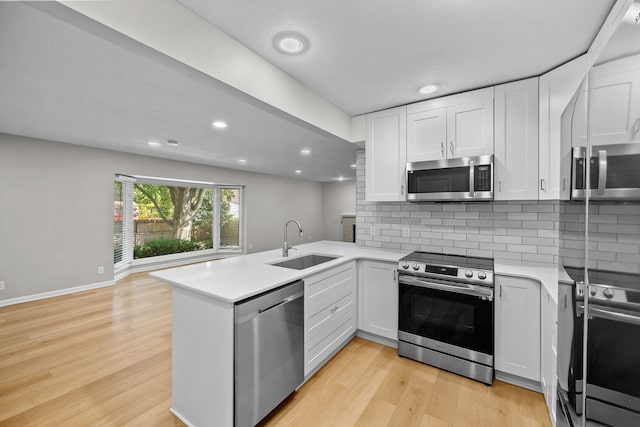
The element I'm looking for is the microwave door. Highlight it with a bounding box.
[591,145,640,200]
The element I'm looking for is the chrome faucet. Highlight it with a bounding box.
[283,219,303,257]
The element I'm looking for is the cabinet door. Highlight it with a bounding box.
[539,54,590,200]
[447,87,494,158]
[494,78,539,200]
[495,275,541,382]
[360,261,398,340]
[365,106,407,201]
[407,107,447,162]
[590,55,640,145]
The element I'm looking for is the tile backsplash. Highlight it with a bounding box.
[355,149,640,273]
[560,202,640,274]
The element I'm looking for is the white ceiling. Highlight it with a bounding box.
[0,2,357,182]
[0,1,617,183]
[178,0,615,116]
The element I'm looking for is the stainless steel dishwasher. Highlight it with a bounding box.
[234,280,304,427]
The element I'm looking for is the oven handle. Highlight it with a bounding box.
[398,275,493,300]
[588,304,640,326]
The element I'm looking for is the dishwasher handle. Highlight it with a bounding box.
[235,280,304,324]
[258,292,303,314]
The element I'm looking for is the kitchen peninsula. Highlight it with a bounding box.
[151,240,559,427]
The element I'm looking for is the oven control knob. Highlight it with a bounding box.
[465,270,473,278]
[603,288,615,299]
[590,286,597,297]
[477,271,487,280]
[402,262,410,270]
[412,264,420,271]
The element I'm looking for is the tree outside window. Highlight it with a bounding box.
[113,178,242,261]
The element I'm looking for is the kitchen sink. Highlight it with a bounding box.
[270,254,340,270]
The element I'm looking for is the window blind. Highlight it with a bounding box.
[114,175,135,269]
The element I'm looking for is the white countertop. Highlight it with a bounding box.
[495,259,561,303]
[150,240,564,304]
[150,241,405,303]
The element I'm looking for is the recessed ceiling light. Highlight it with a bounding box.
[167,139,179,146]
[300,149,311,156]
[418,83,441,95]
[350,163,357,168]
[273,32,309,55]
[212,121,227,129]
[148,141,161,147]
[238,159,247,164]
[295,169,302,174]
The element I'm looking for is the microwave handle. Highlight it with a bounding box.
[597,149,607,196]
[469,160,475,197]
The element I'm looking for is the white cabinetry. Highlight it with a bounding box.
[541,286,558,425]
[304,262,357,376]
[539,54,590,200]
[365,106,407,201]
[359,261,398,341]
[407,87,494,162]
[589,54,640,145]
[494,78,539,200]
[495,275,541,385]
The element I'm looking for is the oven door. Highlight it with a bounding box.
[398,275,494,365]
[586,303,640,427]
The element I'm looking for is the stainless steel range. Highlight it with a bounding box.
[558,267,640,427]
[397,251,495,385]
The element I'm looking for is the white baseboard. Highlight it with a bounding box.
[495,370,543,393]
[0,280,115,308]
[356,330,398,349]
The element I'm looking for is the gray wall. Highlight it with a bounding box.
[0,133,324,301]
[321,181,356,242]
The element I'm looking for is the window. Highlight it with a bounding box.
[113,175,243,267]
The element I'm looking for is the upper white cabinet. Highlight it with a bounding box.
[407,87,494,162]
[365,106,407,201]
[359,260,398,341]
[539,54,590,200]
[589,54,640,145]
[494,78,539,200]
[495,275,541,383]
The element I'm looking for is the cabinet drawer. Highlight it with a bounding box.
[307,293,354,344]
[305,307,355,374]
[306,263,354,298]
[306,276,353,320]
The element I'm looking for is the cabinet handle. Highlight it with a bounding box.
[393,270,397,281]
[441,142,445,158]
[330,306,338,314]
[540,179,546,191]
[400,185,404,195]
[499,284,502,298]
[499,180,502,192]
[562,178,566,192]
[449,141,454,157]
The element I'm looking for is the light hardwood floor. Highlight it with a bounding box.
[0,272,551,427]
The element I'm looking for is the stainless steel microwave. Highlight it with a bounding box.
[406,155,493,202]
[571,143,640,201]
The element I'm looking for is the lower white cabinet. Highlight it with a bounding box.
[541,286,558,424]
[359,260,398,340]
[495,275,541,383]
[304,262,357,376]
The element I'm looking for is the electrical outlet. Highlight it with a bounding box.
[0,280,5,291]
[97,266,104,275]
[402,226,411,238]
[370,226,379,236]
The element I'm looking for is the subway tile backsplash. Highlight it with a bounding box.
[560,202,640,274]
[355,149,640,273]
